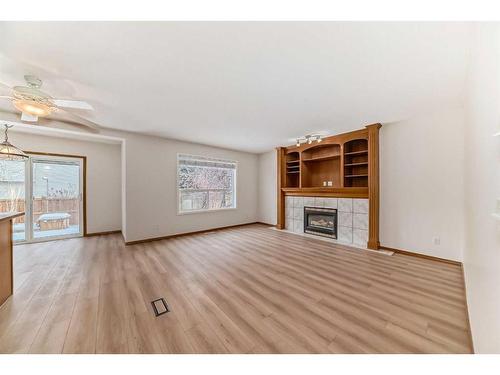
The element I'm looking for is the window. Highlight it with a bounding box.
[177,154,237,213]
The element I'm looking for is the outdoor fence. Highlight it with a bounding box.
[179,188,234,211]
[0,198,80,225]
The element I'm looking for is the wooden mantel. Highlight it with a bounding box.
[0,212,24,306]
[276,124,381,250]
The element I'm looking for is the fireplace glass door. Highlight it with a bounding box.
[308,214,335,230]
[304,207,337,238]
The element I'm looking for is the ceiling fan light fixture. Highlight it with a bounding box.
[13,99,52,117]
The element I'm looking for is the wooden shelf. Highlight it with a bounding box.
[282,187,367,192]
[344,150,368,156]
[282,187,368,198]
[286,160,300,165]
[302,154,340,162]
[345,174,368,178]
[286,171,300,174]
[299,144,341,188]
[343,139,369,188]
[344,162,368,167]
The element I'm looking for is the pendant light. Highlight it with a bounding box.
[0,124,29,160]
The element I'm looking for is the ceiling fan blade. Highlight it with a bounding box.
[53,108,101,131]
[21,112,38,122]
[52,99,93,110]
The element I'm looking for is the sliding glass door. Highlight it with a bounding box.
[31,156,83,241]
[0,154,84,243]
[0,159,27,241]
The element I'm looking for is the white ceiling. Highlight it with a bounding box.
[0,22,472,153]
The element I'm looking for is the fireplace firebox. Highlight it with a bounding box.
[303,206,337,239]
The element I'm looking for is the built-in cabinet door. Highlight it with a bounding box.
[0,220,13,306]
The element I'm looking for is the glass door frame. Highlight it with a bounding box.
[17,152,86,244]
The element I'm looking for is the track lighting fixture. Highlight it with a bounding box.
[294,134,324,147]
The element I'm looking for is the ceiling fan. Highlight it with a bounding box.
[0,75,101,131]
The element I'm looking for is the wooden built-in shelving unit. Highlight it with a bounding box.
[279,130,371,190]
[343,139,368,187]
[285,152,300,188]
[276,124,382,249]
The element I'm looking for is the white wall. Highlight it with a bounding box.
[379,108,466,261]
[463,23,500,353]
[258,151,277,225]
[9,131,122,234]
[102,130,259,243]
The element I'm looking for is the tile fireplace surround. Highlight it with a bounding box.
[285,197,369,248]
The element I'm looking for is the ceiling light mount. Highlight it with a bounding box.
[24,75,43,89]
[295,134,324,147]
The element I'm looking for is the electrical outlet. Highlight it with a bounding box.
[433,236,440,245]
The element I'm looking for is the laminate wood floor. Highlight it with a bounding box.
[0,224,473,353]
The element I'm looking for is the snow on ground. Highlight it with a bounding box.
[13,224,80,242]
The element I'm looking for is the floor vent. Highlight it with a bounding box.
[151,298,170,317]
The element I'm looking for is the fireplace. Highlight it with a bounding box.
[303,206,337,238]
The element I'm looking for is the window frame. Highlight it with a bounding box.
[176,153,238,215]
